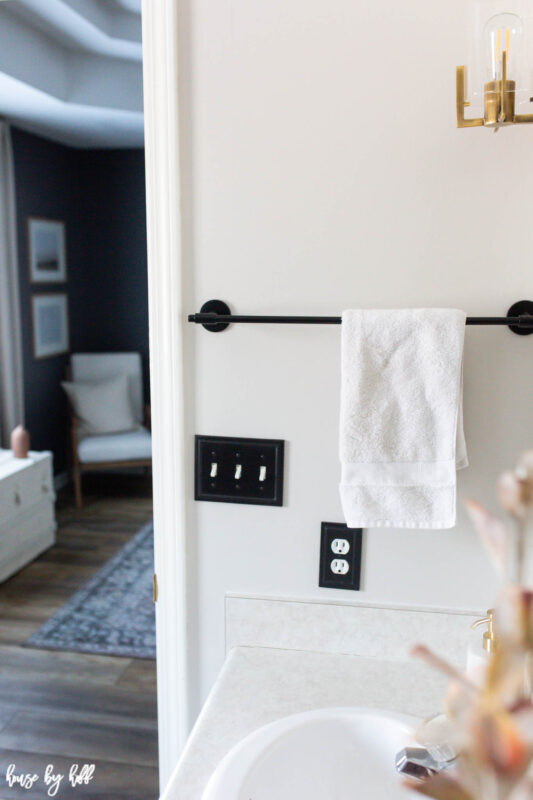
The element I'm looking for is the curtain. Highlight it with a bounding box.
[0,121,24,447]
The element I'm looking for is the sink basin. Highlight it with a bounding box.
[202,707,420,800]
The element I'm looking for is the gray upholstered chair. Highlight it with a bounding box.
[67,353,151,508]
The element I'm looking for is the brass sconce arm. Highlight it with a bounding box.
[456,66,484,127]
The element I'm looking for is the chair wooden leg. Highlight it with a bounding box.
[73,465,82,509]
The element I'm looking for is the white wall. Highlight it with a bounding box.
[182,0,533,712]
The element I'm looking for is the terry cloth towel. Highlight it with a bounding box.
[339,309,468,530]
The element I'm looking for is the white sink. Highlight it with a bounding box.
[202,707,420,800]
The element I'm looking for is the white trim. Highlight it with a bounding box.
[0,122,25,445]
[142,0,192,791]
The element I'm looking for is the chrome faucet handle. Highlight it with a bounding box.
[395,747,441,781]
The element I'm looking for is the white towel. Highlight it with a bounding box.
[339,309,468,530]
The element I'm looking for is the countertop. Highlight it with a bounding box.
[161,645,449,800]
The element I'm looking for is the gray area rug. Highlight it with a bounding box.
[24,521,155,659]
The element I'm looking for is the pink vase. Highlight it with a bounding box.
[11,425,30,459]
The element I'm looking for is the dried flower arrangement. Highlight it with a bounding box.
[404,451,533,800]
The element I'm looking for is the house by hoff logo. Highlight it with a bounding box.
[5,763,96,796]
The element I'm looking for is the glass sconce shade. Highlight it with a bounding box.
[484,13,524,84]
[456,0,533,128]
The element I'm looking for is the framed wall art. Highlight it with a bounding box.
[28,218,67,283]
[32,293,69,359]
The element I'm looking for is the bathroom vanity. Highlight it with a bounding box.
[161,597,480,800]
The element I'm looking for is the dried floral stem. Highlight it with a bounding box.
[514,517,527,587]
[408,451,533,800]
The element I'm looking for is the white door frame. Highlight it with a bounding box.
[142,0,191,790]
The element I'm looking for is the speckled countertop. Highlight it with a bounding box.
[160,645,448,800]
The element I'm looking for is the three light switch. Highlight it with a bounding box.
[195,435,284,506]
[209,462,267,482]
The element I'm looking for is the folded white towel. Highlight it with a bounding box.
[339,309,468,530]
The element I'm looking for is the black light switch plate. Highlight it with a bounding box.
[195,435,284,506]
[319,522,362,590]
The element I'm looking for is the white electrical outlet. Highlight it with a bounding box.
[320,522,362,591]
[331,538,350,555]
[330,558,349,575]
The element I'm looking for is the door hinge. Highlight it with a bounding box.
[153,573,158,603]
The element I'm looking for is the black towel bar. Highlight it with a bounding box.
[188,299,533,336]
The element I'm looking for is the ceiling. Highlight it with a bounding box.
[0,0,143,148]
[110,0,142,12]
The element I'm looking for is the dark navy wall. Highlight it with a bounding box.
[73,149,150,397]
[12,129,77,475]
[11,127,148,475]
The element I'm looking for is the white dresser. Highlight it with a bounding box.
[0,449,56,583]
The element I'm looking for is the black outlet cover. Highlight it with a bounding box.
[195,435,284,506]
[319,522,362,590]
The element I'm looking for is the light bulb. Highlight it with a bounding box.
[484,12,524,83]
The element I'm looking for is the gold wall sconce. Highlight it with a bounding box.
[457,4,533,130]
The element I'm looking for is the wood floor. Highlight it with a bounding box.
[0,475,158,799]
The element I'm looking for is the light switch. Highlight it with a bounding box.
[195,435,284,506]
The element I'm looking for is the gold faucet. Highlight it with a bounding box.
[471,608,498,654]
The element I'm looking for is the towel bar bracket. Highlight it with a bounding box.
[188,299,533,335]
[196,299,231,332]
[506,300,533,335]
